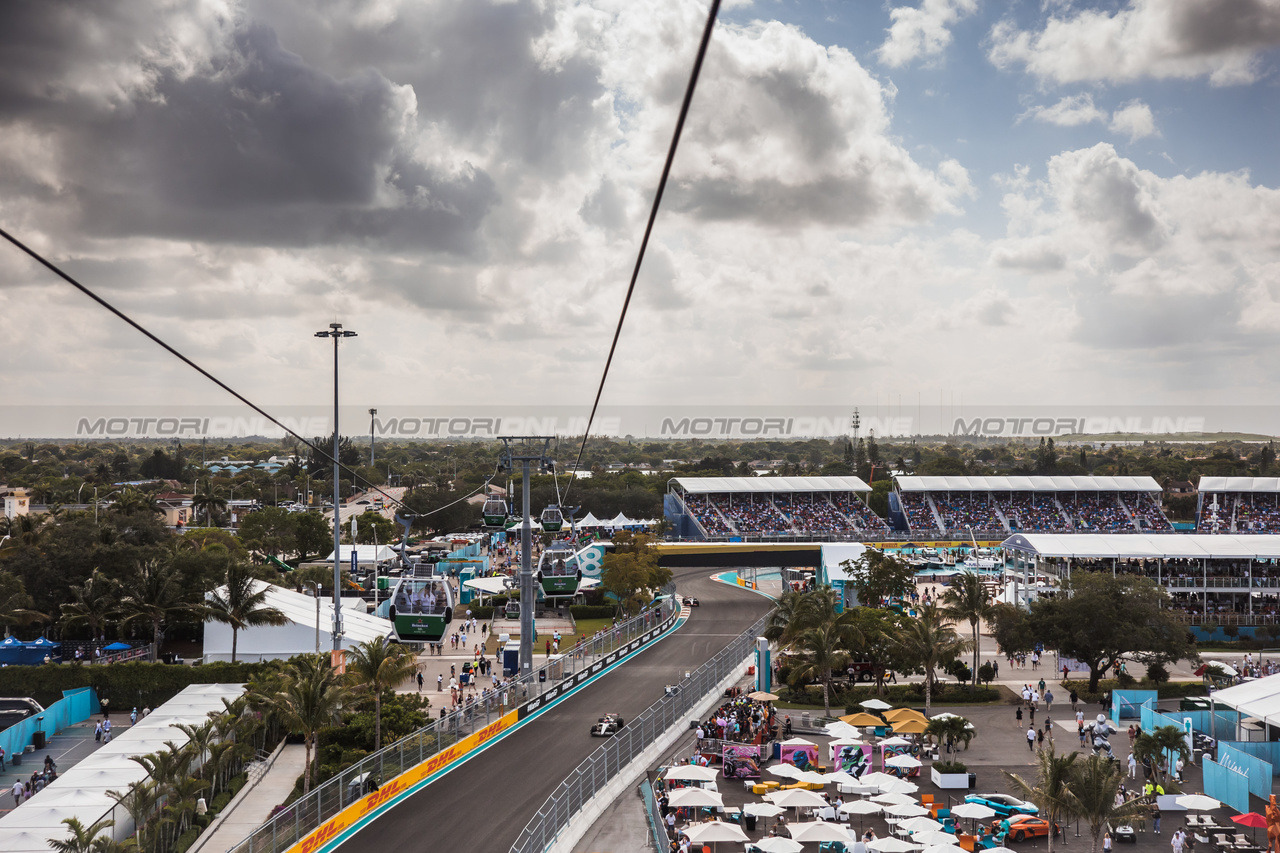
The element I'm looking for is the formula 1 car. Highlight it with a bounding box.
[590,713,625,736]
[683,596,700,607]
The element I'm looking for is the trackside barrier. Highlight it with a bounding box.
[508,613,770,853]
[228,590,679,853]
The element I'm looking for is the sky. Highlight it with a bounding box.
[1,0,1279,421]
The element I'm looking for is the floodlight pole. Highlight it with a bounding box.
[316,323,357,653]
[498,436,554,677]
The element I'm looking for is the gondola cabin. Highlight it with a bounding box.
[540,505,564,532]
[536,540,581,599]
[482,496,508,528]
[386,572,454,642]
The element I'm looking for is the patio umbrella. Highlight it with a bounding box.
[861,698,894,711]
[923,845,966,853]
[872,793,918,807]
[868,836,920,852]
[929,712,962,720]
[666,765,720,782]
[743,802,787,818]
[885,803,930,818]
[767,789,830,809]
[1231,813,1268,828]
[879,737,913,747]
[1176,795,1222,812]
[900,817,944,834]
[826,723,866,740]
[841,797,883,832]
[684,820,750,844]
[860,771,909,791]
[950,803,996,821]
[841,712,886,727]
[884,708,926,722]
[753,837,804,853]
[885,754,923,770]
[768,764,803,779]
[795,771,829,785]
[790,822,855,844]
[911,830,957,846]
[882,779,919,795]
[893,720,929,735]
[669,787,725,808]
[748,691,781,701]
[780,737,816,747]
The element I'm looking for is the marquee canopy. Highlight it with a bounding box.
[1198,477,1280,493]
[896,475,1160,493]
[672,476,871,494]
[1001,533,1280,561]
[1204,673,1280,729]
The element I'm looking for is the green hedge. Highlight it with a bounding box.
[0,660,274,710]
[210,792,231,814]
[175,828,200,853]
[1059,678,1206,704]
[570,605,616,620]
[465,605,495,619]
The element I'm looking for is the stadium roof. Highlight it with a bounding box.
[671,476,871,494]
[896,475,1160,493]
[1198,477,1280,493]
[1001,533,1280,560]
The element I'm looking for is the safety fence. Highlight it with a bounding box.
[228,592,680,853]
[0,687,97,761]
[1203,756,1250,814]
[508,612,769,853]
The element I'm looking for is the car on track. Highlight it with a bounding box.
[990,815,1060,842]
[590,713,625,736]
[965,793,1039,817]
[682,596,700,607]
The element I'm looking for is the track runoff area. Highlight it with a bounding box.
[328,566,772,853]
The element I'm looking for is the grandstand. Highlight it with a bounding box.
[665,476,885,541]
[893,476,1171,535]
[1198,477,1280,533]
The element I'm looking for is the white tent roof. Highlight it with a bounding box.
[821,543,870,583]
[463,576,515,594]
[897,475,1160,493]
[0,684,246,853]
[673,476,871,494]
[1002,533,1280,560]
[608,512,634,526]
[324,544,397,563]
[578,512,603,527]
[1199,477,1280,493]
[1205,673,1280,728]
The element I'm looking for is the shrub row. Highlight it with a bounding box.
[0,660,274,708]
[1058,678,1207,704]
[569,605,616,620]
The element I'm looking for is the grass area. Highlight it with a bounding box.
[483,617,615,656]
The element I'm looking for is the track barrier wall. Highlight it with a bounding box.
[229,593,680,853]
[508,612,770,853]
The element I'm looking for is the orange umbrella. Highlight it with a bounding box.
[884,708,926,722]
[840,713,884,726]
[893,719,929,734]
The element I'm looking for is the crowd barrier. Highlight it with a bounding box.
[1203,756,1250,814]
[0,687,97,761]
[507,612,769,853]
[229,592,680,853]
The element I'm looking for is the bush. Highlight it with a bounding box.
[1060,678,1206,703]
[210,792,232,814]
[826,683,1004,712]
[175,828,201,853]
[569,605,616,620]
[933,760,968,774]
[229,774,247,796]
[0,660,275,708]
[465,605,495,619]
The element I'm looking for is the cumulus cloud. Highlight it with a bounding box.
[1020,92,1108,127]
[877,0,979,67]
[988,0,1280,86]
[1109,99,1159,141]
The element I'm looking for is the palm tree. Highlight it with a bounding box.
[106,780,160,851]
[784,616,857,718]
[0,571,49,637]
[1068,754,1149,853]
[1004,747,1079,853]
[345,637,420,750]
[61,570,121,642]
[202,564,288,662]
[48,817,115,853]
[941,572,994,693]
[167,774,208,838]
[118,559,194,647]
[265,654,349,793]
[1133,724,1190,786]
[890,602,970,716]
[191,480,227,528]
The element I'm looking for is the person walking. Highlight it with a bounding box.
[416,671,424,692]
[95,721,102,742]
[1128,752,1137,778]
[1038,677,1047,698]
[1045,689,1054,712]
[1027,726,1036,751]
[11,779,24,807]
[1104,832,1113,853]
[1151,803,1162,835]
[1070,689,1079,711]
[1016,706,1023,726]
[0,743,5,770]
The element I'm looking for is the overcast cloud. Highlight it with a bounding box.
[0,0,1278,417]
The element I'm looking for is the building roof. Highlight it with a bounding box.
[1204,673,1280,728]
[1198,477,1280,493]
[1001,533,1280,560]
[671,476,871,494]
[896,475,1161,493]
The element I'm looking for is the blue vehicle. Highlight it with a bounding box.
[964,793,1039,817]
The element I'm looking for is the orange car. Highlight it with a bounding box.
[991,815,1062,843]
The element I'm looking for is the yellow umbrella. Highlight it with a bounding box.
[839,712,884,726]
[892,719,929,734]
[883,708,926,722]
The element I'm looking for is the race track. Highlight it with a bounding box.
[336,566,773,853]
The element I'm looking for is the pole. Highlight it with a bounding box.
[332,330,343,653]
[520,457,534,676]
[369,408,377,466]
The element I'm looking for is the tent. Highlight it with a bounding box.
[102,642,131,652]
[578,513,603,527]
[324,544,398,564]
[607,513,634,527]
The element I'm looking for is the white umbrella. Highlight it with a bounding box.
[885,754,923,770]
[790,822,855,844]
[683,820,749,844]
[911,830,958,846]
[885,803,930,818]
[780,737,817,746]
[929,712,962,720]
[668,787,724,808]
[826,722,866,740]
[753,838,804,853]
[1176,794,1222,811]
[861,698,893,711]
[869,836,920,852]
[859,771,906,790]
[795,770,829,785]
[900,817,943,833]
[879,736,913,747]
[825,771,861,786]
[768,763,803,779]
[767,789,830,809]
[743,802,787,817]
[950,803,996,820]
[924,845,966,853]
[872,793,918,806]
[842,800,884,815]
[882,779,919,795]
[984,847,1018,853]
[665,765,719,782]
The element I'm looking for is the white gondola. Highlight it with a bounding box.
[482,496,509,528]
[540,505,564,532]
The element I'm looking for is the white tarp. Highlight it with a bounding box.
[673,476,871,494]
[324,544,397,563]
[1001,533,1280,560]
[896,475,1160,493]
[1199,477,1280,494]
[1204,673,1280,729]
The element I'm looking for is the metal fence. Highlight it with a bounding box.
[508,612,769,853]
[226,593,680,853]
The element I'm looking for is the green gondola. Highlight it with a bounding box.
[540,505,564,532]
[482,496,509,528]
[536,540,581,599]
[386,573,454,642]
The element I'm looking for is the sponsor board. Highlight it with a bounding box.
[289,711,518,853]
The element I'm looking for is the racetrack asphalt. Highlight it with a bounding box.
[336,565,773,853]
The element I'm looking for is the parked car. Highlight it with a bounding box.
[965,793,1039,817]
[991,815,1060,842]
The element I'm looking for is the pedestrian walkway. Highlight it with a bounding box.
[0,718,126,816]
[194,744,307,853]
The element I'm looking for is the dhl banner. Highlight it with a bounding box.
[291,710,519,853]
